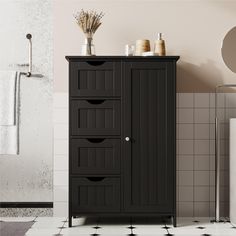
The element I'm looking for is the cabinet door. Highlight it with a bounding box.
[123,61,176,213]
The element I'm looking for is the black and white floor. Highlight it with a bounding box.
[1,216,236,235]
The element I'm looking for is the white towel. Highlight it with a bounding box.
[0,71,17,125]
[0,71,20,155]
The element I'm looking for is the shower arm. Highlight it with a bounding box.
[215,84,236,223]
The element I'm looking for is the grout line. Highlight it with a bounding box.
[223,93,227,217]
[178,123,217,126]
[229,219,236,228]
[177,92,180,213]
[208,93,211,217]
[178,106,228,108]
[130,217,133,235]
[177,122,230,125]
[177,154,218,157]
[177,185,222,187]
[224,95,229,205]
[177,200,227,203]
[177,138,217,140]
[165,221,170,234]
[193,93,195,218]
[177,138,229,141]
[94,217,100,235]
[57,217,67,235]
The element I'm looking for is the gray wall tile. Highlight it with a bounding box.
[194,202,210,217]
[194,94,210,108]
[194,186,210,201]
[194,155,210,170]
[178,202,194,217]
[179,186,194,202]
[178,156,194,171]
[179,140,194,155]
[178,108,194,123]
[194,108,210,123]
[176,92,230,217]
[179,93,194,108]
[178,124,194,139]
[194,171,210,186]
[179,171,194,186]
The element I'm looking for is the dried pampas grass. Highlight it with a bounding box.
[74,9,104,38]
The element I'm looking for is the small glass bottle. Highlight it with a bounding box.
[125,44,135,56]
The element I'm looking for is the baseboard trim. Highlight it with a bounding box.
[0,202,53,208]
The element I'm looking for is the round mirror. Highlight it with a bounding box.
[222,26,236,73]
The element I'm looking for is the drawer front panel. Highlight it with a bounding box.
[71,139,120,174]
[70,61,121,97]
[71,100,120,135]
[71,177,120,212]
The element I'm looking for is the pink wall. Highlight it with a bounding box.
[54,0,236,92]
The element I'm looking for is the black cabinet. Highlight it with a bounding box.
[66,56,179,227]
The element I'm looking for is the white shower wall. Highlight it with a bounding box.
[0,0,53,202]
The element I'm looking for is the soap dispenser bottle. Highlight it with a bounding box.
[154,33,166,56]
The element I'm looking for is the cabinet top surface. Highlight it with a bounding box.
[65,55,180,61]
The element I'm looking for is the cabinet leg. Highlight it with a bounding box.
[173,216,177,227]
[68,216,72,227]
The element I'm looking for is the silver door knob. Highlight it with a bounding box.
[125,137,130,142]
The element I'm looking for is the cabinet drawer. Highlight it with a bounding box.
[71,139,120,174]
[71,177,120,212]
[71,100,120,135]
[70,61,121,97]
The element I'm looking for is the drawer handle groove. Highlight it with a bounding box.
[86,61,105,66]
[86,100,105,105]
[87,177,105,182]
[87,138,105,143]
